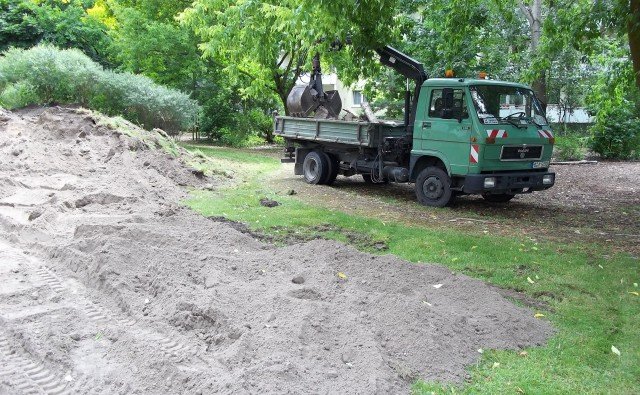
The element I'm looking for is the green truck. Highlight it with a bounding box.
[275,47,555,207]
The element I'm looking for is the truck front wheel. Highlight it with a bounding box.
[415,167,455,207]
[303,150,329,185]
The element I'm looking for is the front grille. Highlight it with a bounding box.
[500,145,542,161]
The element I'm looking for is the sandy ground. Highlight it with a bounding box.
[0,107,552,394]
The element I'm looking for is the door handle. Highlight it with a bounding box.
[422,121,431,129]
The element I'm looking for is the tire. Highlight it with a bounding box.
[482,193,515,203]
[302,150,329,185]
[415,166,455,207]
[323,153,339,185]
[362,173,388,184]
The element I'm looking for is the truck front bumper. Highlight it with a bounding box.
[463,171,555,194]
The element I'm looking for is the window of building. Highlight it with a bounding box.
[353,90,363,106]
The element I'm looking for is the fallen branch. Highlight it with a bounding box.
[551,160,598,165]
[448,217,495,224]
[361,100,378,123]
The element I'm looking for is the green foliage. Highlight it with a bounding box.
[586,38,640,159]
[0,80,38,108]
[590,104,640,160]
[555,134,588,161]
[217,108,274,147]
[0,45,200,133]
[180,0,401,109]
[107,4,199,88]
[0,0,110,64]
[103,0,273,145]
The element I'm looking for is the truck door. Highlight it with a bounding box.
[417,87,472,175]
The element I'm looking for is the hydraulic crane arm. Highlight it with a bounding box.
[375,46,427,84]
[375,46,428,132]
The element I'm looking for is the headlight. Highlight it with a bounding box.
[542,174,554,185]
[484,177,496,188]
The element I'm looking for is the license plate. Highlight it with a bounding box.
[532,161,548,169]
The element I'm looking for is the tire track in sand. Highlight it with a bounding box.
[33,263,198,364]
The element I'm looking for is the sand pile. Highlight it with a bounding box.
[0,107,553,394]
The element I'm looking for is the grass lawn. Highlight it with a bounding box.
[181,143,639,394]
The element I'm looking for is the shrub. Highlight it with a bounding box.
[590,102,640,160]
[0,45,200,134]
[555,134,589,161]
[212,108,274,147]
[0,80,38,108]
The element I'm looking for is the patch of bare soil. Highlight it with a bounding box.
[0,107,552,394]
[269,161,640,254]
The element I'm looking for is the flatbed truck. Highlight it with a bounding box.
[275,47,555,207]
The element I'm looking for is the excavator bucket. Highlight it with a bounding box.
[286,85,342,118]
[323,90,342,118]
[286,85,317,117]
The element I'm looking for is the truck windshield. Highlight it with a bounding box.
[469,85,548,126]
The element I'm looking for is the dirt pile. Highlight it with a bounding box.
[0,107,553,394]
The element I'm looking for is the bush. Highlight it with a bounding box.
[555,134,589,161]
[0,45,200,134]
[590,102,640,160]
[211,108,274,147]
[0,80,38,108]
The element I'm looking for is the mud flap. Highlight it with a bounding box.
[294,148,312,175]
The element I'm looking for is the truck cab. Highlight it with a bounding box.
[409,78,555,206]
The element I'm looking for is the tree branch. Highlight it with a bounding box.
[518,1,534,25]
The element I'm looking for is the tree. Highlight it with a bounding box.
[107,5,200,89]
[518,0,547,106]
[0,0,110,63]
[629,0,640,90]
[179,0,400,113]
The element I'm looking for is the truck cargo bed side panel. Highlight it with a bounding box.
[275,116,373,146]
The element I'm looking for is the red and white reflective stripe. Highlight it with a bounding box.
[469,144,479,164]
[538,129,554,139]
[486,129,508,138]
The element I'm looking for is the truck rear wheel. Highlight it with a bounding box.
[303,150,329,185]
[415,167,455,207]
[482,193,515,203]
[322,153,339,185]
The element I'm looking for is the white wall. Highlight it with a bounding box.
[545,105,594,124]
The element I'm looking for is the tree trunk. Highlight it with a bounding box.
[532,73,547,110]
[629,0,640,91]
[519,0,548,110]
[279,91,290,116]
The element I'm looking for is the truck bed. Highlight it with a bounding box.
[274,116,406,148]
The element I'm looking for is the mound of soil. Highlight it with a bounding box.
[0,107,553,394]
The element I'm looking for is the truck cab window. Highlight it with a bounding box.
[470,85,548,125]
[429,89,468,119]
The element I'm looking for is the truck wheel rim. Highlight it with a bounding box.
[304,158,319,181]
[423,176,444,200]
